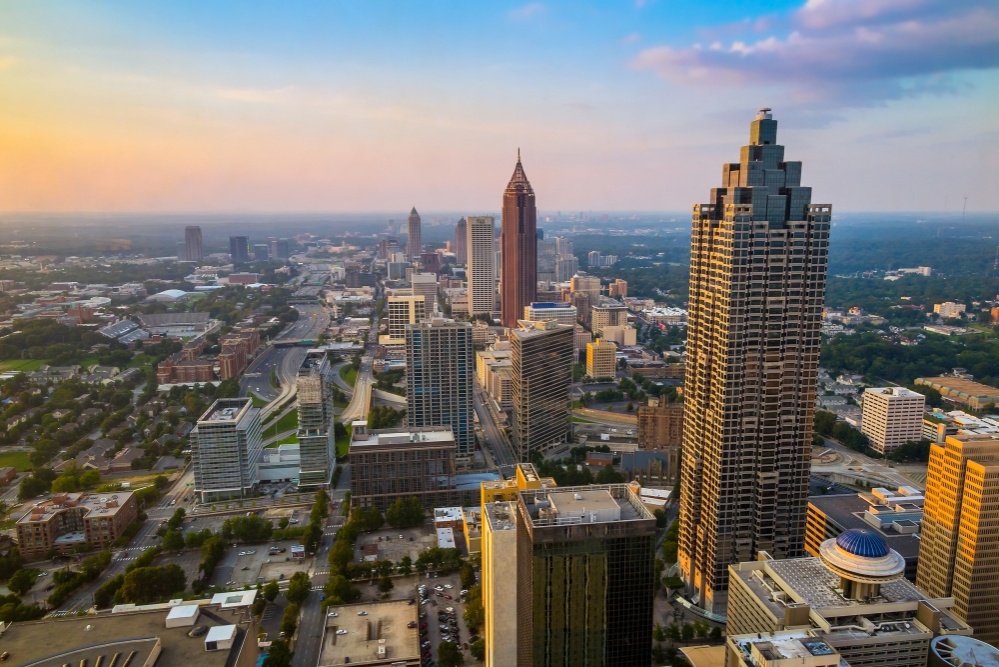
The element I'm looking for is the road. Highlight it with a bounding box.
[813,438,926,491]
[338,356,374,424]
[240,304,331,403]
[473,384,517,466]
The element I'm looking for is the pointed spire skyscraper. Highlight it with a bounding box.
[501,151,537,328]
[407,206,422,260]
[678,109,831,614]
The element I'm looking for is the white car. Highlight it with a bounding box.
[357,611,368,616]
[327,611,338,617]
[443,584,453,589]
[239,551,247,556]
[336,629,348,635]
[434,585,444,592]
[246,550,256,555]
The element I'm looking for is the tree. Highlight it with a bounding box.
[117,564,186,604]
[437,641,464,667]
[681,623,695,642]
[460,563,476,590]
[286,571,311,605]
[167,507,186,530]
[398,555,413,576]
[281,603,300,638]
[79,469,101,488]
[324,574,360,605]
[161,529,184,552]
[264,640,293,667]
[595,464,624,484]
[7,569,36,596]
[377,575,393,593]
[463,586,484,631]
[470,638,485,662]
[263,579,280,602]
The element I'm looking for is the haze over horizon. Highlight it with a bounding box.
[1,0,997,215]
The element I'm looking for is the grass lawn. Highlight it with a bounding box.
[339,365,358,388]
[128,353,156,368]
[249,392,269,408]
[569,416,597,424]
[0,450,32,471]
[335,426,352,458]
[0,359,45,372]
[263,409,299,440]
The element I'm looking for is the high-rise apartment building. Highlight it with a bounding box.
[637,397,684,451]
[510,320,573,460]
[570,274,601,300]
[537,237,558,283]
[191,398,263,503]
[253,244,269,261]
[555,255,579,282]
[406,319,475,455]
[380,294,426,345]
[268,238,290,260]
[586,338,617,379]
[608,279,628,298]
[679,108,831,613]
[481,482,657,667]
[861,387,926,454]
[407,207,422,260]
[454,217,468,265]
[410,273,439,314]
[918,433,999,645]
[185,225,203,262]
[500,152,537,328]
[467,216,497,318]
[228,235,249,262]
[590,302,628,336]
[296,351,334,488]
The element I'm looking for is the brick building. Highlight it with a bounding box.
[16,492,139,558]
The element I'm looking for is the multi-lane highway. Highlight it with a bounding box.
[473,384,517,466]
[338,356,374,424]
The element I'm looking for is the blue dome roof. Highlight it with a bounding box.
[836,529,889,558]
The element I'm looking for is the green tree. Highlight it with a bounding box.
[681,623,695,642]
[324,574,360,605]
[264,640,293,667]
[438,641,464,667]
[459,563,476,590]
[285,571,311,605]
[263,579,280,602]
[117,564,186,604]
[470,638,485,662]
[463,585,484,631]
[161,529,184,552]
[280,603,299,638]
[398,555,413,576]
[7,569,36,596]
[377,575,393,593]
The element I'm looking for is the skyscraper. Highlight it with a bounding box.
[380,294,426,345]
[229,235,249,262]
[410,272,439,314]
[500,151,537,328]
[407,206,422,260]
[454,217,468,265]
[184,225,203,262]
[191,398,263,503]
[406,319,475,455]
[467,215,497,318]
[296,351,335,488]
[679,108,831,613]
[510,320,573,460]
[918,433,999,645]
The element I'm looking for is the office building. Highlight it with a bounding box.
[481,482,656,667]
[16,491,139,558]
[297,351,335,488]
[555,255,578,282]
[0,597,259,667]
[601,324,636,347]
[918,433,999,645]
[608,279,628,298]
[861,387,926,454]
[229,235,250,262]
[570,274,601,300]
[410,272,439,314]
[523,302,576,326]
[253,243,269,261]
[805,486,924,581]
[590,302,628,336]
[586,338,617,379]
[500,152,537,328]
[407,206,422,260]
[727,630,844,667]
[191,398,263,503]
[381,294,426,345]
[537,237,558,283]
[933,302,966,319]
[348,421,457,511]
[184,225,203,262]
[637,397,684,451]
[679,108,831,613]
[467,215,497,317]
[406,319,475,455]
[510,320,573,460]
[928,636,999,667]
[727,531,971,667]
[454,217,468,265]
[268,237,291,260]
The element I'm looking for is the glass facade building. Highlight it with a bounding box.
[191,398,263,503]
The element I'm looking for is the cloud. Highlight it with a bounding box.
[631,2,999,109]
[622,32,641,45]
[508,3,545,21]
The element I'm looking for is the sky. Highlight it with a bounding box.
[0,0,997,214]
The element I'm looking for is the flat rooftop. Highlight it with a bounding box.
[351,426,455,449]
[200,398,252,423]
[18,491,136,525]
[0,605,252,667]
[520,484,652,528]
[483,501,518,533]
[809,493,921,560]
[729,631,848,667]
[319,600,420,666]
[916,376,999,400]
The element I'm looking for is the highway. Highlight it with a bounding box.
[473,384,517,466]
[338,356,374,424]
[240,304,331,404]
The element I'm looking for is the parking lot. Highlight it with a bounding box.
[351,526,438,565]
[413,571,475,666]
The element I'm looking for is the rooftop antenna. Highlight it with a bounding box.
[962,195,968,224]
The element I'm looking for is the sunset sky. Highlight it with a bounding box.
[1,0,997,213]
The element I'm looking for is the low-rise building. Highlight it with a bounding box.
[317,600,420,667]
[933,302,966,319]
[914,376,999,411]
[860,387,926,454]
[637,397,684,451]
[16,491,139,558]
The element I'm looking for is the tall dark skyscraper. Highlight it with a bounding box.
[184,225,203,262]
[229,235,249,262]
[678,108,831,614]
[500,151,537,329]
[407,206,422,260]
[454,217,467,265]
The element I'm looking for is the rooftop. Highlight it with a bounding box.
[520,484,652,528]
[864,386,924,398]
[915,376,999,399]
[808,493,922,561]
[483,501,518,532]
[318,600,420,667]
[199,398,253,424]
[0,604,254,667]
[350,426,455,449]
[18,491,135,525]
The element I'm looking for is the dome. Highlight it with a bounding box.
[835,529,890,558]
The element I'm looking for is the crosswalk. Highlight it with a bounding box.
[313,570,329,576]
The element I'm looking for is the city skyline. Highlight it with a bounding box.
[1,1,997,214]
